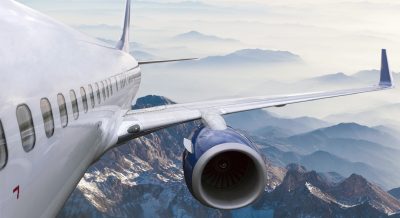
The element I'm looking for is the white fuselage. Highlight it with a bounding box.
[0,1,141,217]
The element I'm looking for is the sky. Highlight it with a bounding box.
[18,0,400,72]
[16,0,400,120]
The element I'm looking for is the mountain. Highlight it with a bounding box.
[286,123,400,189]
[225,109,330,135]
[301,151,381,180]
[58,97,220,217]
[260,144,391,189]
[390,188,400,201]
[374,125,400,138]
[302,72,359,85]
[59,95,400,217]
[201,49,301,64]
[325,103,400,128]
[168,31,243,55]
[173,31,239,43]
[288,123,400,161]
[253,125,295,139]
[58,95,286,218]
[330,174,400,213]
[353,70,400,84]
[172,49,303,69]
[311,123,400,149]
[262,165,400,217]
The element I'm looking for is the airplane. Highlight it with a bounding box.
[0,0,395,217]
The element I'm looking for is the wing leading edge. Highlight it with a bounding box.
[117,49,394,144]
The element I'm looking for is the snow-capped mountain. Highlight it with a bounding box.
[263,164,400,217]
[58,95,400,218]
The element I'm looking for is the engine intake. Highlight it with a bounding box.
[183,127,267,209]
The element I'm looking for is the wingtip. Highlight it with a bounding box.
[379,49,394,88]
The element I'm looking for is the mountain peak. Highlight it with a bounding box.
[173,31,239,43]
[330,173,400,214]
[286,163,307,173]
[312,122,400,149]
[389,188,400,200]
[342,174,369,187]
[179,31,204,37]
[335,122,364,128]
[272,166,400,216]
[228,49,301,62]
[278,164,330,193]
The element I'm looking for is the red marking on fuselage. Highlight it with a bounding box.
[13,185,20,199]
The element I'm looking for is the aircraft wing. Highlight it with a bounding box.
[117,49,394,143]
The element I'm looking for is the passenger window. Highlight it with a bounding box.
[95,83,101,104]
[40,98,55,138]
[80,87,88,113]
[101,81,106,101]
[57,94,68,128]
[0,121,8,170]
[70,90,79,120]
[88,84,95,108]
[114,77,119,91]
[16,104,35,152]
[105,80,110,98]
[108,79,113,95]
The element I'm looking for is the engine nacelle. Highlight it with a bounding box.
[183,126,267,209]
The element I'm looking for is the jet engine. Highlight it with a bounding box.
[182,126,267,209]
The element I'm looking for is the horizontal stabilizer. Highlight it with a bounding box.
[379,49,394,87]
[138,58,197,65]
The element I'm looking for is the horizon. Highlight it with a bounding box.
[16,0,400,119]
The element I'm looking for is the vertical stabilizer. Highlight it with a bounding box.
[379,49,394,87]
[116,0,131,52]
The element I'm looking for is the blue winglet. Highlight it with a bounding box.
[379,49,393,87]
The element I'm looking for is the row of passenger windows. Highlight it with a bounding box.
[0,72,137,170]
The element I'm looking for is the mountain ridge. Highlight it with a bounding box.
[173,31,240,43]
[59,95,400,217]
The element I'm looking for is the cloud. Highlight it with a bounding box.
[15,0,400,119]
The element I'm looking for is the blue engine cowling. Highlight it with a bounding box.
[183,126,267,209]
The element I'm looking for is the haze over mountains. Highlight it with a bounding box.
[59,95,400,218]
[172,31,240,44]
[226,109,400,189]
[129,33,398,122]
[13,1,400,217]
[20,0,400,119]
[23,0,400,73]
[71,34,400,217]
[98,30,398,117]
